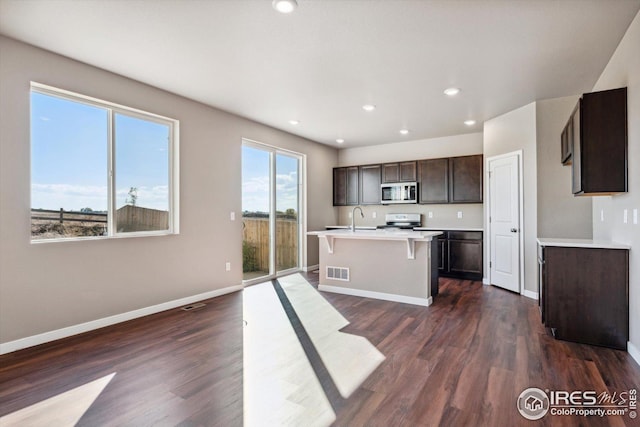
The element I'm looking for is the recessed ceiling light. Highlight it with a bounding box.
[336,138,345,144]
[362,104,376,112]
[464,120,476,126]
[289,119,299,125]
[444,87,460,96]
[399,129,410,135]
[272,0,298,14]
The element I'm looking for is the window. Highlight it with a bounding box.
[30,83,179,241]
[241,139,303,283]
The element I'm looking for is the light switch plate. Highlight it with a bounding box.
[600,209,604,222]
[428,211,433,218]
[624,209,628,224]
[457,211,463,219]
[372,212,377,219]
[634,209,638,225]
[230,211,235,221]
[225,262,231,271]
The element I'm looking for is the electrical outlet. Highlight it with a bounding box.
[230,211,235,221]
[348,212,353,218]
[624,209,628,224]
[428,211,433,218]
[457,211,463,219]
[225,262,231,271]
[372,212,377,219]
[600,209,604,222]
[634,209,638,225]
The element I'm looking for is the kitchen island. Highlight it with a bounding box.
[308,229,442,306]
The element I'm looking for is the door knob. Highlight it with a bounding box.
[510,228,518,233]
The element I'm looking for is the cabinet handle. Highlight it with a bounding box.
[510,228,518,233]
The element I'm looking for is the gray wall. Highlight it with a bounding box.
[536,96,592,238]
[590,10,640,355]
[0,36,338,345]
[483,102,538,293]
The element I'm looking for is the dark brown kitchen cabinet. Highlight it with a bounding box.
[437,230,483,280]
[333,168,346,206]
[571,87,627,195]
[560,115,573,165]
[359,164,381,205]
[382,162,417,183]
[334,154,482,206]
[418,158,449,204]
[449,155,483,203]
[333,166,359,206]
[540,244,628,350]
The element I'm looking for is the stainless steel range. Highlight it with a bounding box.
[376,213,422,230]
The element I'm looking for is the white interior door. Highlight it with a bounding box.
[489,154,521,293]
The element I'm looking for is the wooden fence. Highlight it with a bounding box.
[242,217,298,272]
[31,206,168,232]
[116,205,168,232]
[31,208,107,224]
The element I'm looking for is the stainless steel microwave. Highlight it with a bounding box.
[381,182,418,204]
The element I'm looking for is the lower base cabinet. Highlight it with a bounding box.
[437,231,483,281]
[540,245,629,350]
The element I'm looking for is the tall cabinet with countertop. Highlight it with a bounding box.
[537,238,630,350]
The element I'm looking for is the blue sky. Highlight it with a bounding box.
[31,92,169,211]
[242,145,299,214]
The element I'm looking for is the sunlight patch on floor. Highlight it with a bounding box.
[243,282,335,427]
[278,273,385,398]
[0,372,115,426]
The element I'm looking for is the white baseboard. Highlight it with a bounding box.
[628,341,640,367]
[482,277,490,285]
[318,284,432,307]
[303,264,319,272]
[523,289,539,300]
[0,284,243,355]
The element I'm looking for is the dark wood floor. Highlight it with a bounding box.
[1,274,639,426]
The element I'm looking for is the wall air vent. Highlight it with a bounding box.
[326,266,350,281]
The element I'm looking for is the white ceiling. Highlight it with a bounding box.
[1,0,639,148]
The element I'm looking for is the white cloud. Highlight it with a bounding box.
[31,183,169,211]
[31,183,108,211]
[242,172,298,213]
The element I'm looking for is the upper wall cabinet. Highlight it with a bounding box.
[560,115,573,165]
[418,155,483,204]
[333,166,359,206]
[382,161,417,183]
[334,154,482,206]
[571,87,627,196]
[360,164,382,205]
[418,158,449,204]
[448,155,483,203]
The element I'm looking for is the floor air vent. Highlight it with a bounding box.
[326,266,350,281]
[181,302,206,311]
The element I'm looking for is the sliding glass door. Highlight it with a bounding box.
[242,141,302,282]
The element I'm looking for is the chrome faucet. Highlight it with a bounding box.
[351,206,364,232]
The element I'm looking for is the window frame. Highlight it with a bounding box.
[30,82,180,243]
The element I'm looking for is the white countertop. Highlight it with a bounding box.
[413,227,483,232]
[310,229,442,241]
[309,229,442,260]
[537,238,631,250]
[326,226,483,232]
[325,225,377,230]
